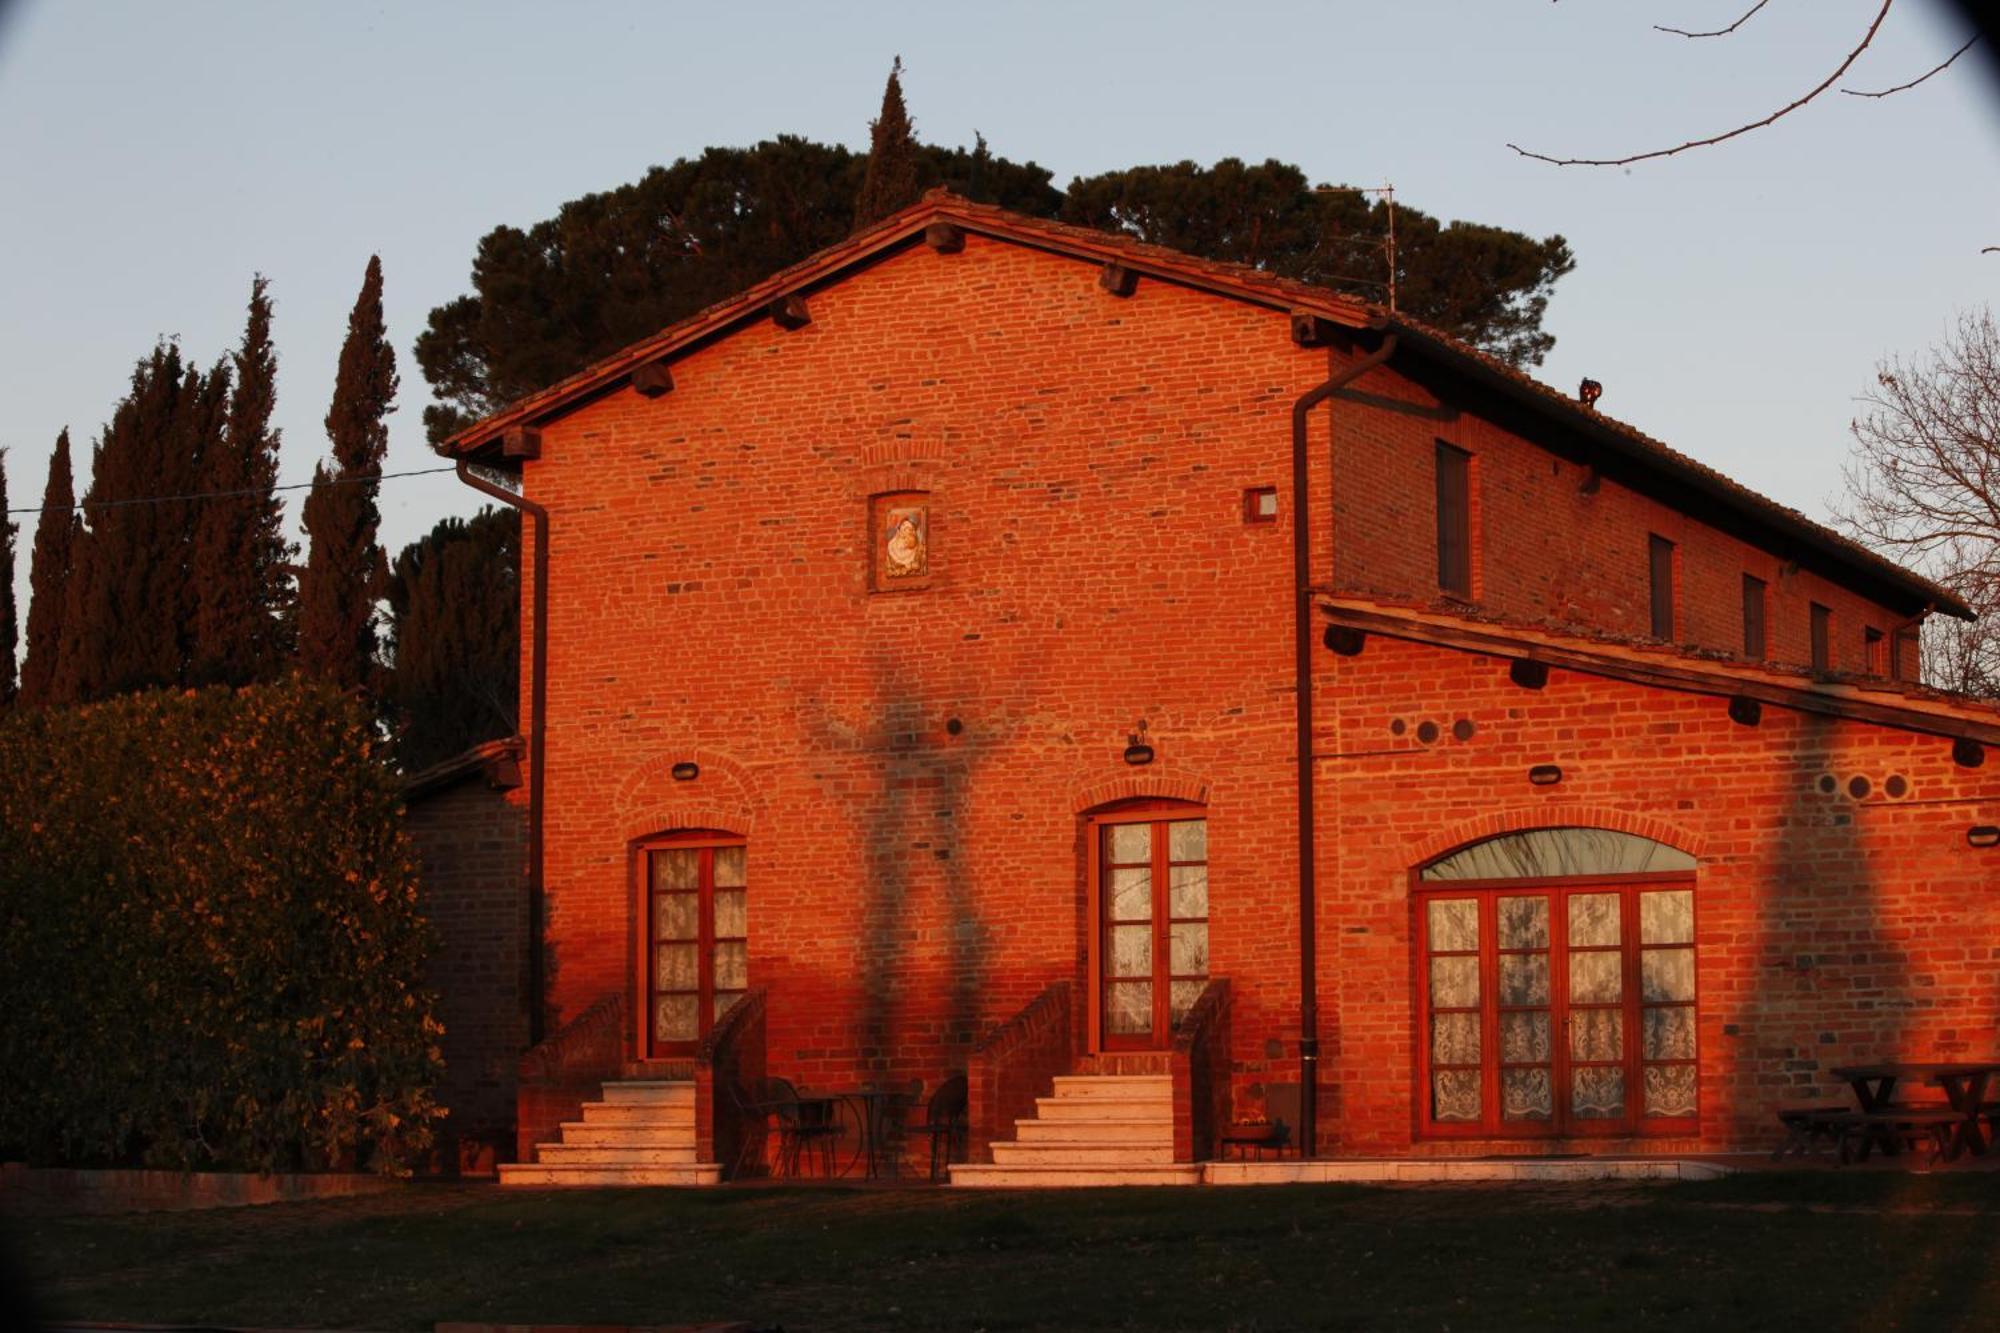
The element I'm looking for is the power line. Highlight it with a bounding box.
[5,465,458,516]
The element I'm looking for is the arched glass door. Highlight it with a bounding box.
[1415,829,1697,1138]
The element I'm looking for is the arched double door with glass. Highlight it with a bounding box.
[1414,828,1699,1139]
[639,832,748,1058]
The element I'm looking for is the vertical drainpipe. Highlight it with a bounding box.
[454,455,550,1047]
[1289,330,1397,1158]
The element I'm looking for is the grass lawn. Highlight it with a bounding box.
[7,1172,2000,1331]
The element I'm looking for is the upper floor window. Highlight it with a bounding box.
[1647,536,1676,639]
[1864,625,1886,676]
[1891,626,1920,683]
[1741,575,1767,660]
[1436,442,1473,600]
[1810,603,1832,672]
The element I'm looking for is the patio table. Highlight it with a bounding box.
[1829,1061,2000,1162]
[825,1087,915,1179]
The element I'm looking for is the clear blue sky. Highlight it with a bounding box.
[2,1,1996,636]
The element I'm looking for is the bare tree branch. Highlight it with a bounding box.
[1655,1,1771,40]
[1843,33,1979,97]
[1833,307,2000,695]
[1509,0,1894,167]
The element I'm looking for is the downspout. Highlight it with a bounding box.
[1290,330,1397,1158]
[454,458,550,1047]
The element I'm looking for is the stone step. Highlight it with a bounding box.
[1050,1075,1173,1097]
[498,1161,722,1188]
[578,1101,696,1127]
[598,1081,696,1106]
[989,1141,1177,1166]
[1015,1118,1173,1144]
[558,1122,698,1147]
[537,1143,701,1166]
[949,1163,1202,1188]
[1034,1095,1171,1121]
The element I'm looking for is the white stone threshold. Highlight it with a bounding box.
[1204,1157,1732,1185]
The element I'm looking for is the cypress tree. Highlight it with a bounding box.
[298,256,396,690]
[0,451,15,707]
[56,343,225,699]
[18,430,77,706]
[76,344,188,696]
[191,276,292,685]
[854,57,921,226]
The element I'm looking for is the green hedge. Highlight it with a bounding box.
[0,681,443,1173]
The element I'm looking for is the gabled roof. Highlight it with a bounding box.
[1319,594,2000,746]
[439,189,1971,621]
[402,736,525,804]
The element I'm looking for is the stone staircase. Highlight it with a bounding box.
[949,1073,1201,1187]
[497,1080,722,1187]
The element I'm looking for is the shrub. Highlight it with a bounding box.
[0,680,443,1173]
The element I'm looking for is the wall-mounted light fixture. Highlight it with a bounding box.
[1528,764,1563,786]
[1727,696,1763,727]
[1124,720,1154,766]
[1968,825,2000,849]
[1508,659,1549,690]
[670,761,700,782]
[1953,738,1986,769]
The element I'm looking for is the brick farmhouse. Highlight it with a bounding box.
[421,190,2000,1183]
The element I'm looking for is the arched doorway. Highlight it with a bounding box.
[1087,798,1209,1052]
[1412,828,1698,1140]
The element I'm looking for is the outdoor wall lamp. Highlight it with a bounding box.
[1124,720,1154,766]
[1969,826,2000,849]
[1528,764,1563,786]
[1728,696,1763,727]
[1953,738,1986,769]
[670,761,700,782]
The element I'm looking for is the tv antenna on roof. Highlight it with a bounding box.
[1312,183,1396,311]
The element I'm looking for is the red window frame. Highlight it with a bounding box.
[634,831,747,1058]
[1086,799,1208,1052]
[1412,871,1699,1141]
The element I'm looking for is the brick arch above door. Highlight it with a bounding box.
[1408,805,1706,870]
[613,749,762,844]
[1070,770,1211,816]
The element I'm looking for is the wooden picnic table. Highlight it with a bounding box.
[1829,1061,2000,1162]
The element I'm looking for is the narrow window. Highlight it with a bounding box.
[1809,603,1832,672]
[1095,804,1209,1051]
[1864,626,1886,676]
[1741,575,1767,659]
[1647,535,1676,639]
[1435,442,1472,599]
[1891,626,1920,683]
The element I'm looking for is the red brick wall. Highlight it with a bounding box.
[511,232,1981,1154]
[406,777,530,1172]
[1325,372,1909,674]
[1312,633,2000,1153]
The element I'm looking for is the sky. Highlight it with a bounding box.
[2,1,1997,642]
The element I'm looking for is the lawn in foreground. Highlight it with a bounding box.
[8,1172,2000,1331]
